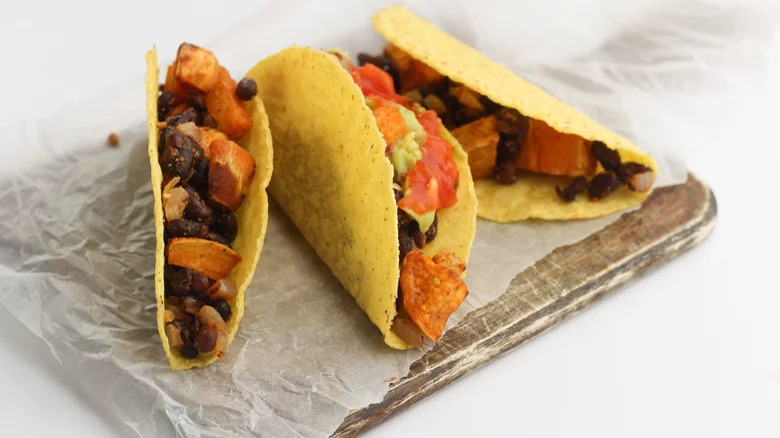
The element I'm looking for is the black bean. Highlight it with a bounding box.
[160,130,203,182]
[214,211,238,241]
[183,186,213,220]
[166,219,209,238]
[157,91,176,121]
[187,93,206,110]
[211,299,232,322]
[158,90,175,108]
[496,137,521,164]
[172,319,193,343]
[167,108,201,128]
[236,77,258,101]
[190,271,210,296]
[424,214,438,244]
[494,146,519,185]
[495,164,518,185]
[179,341,199,359]
[206,232,231,246]
[189,156,210,194]
[399,230,414,262]
[493,113,528,185]
[167,266,192,296]
[412,226,426,249]
[592,141,621,171]
[158,126,171,153]
[495,107,530,137]
[397,207,412,230]
[588,172,619,200]
[195,326,218,353]
[555,176,589,202]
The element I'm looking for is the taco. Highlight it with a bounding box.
[359,6,658,222]
[145,43,273,369]
[246,47,477,349]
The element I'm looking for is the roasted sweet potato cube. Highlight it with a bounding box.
[451,116,499,179]
[164,62,189,103]
[207,138,255,211]
[400,59,445,93]
[196,127,229,156]
[205,67,252,139]
[517,119,597,176]
[175,43,219,92]
[385,44,444,93]
[372,106,407,146]
[167,238,241,280]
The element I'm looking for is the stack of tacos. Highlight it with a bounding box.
[145,44,272,369]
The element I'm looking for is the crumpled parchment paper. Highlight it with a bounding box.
[0,0,774,436]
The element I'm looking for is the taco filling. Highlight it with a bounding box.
[335,53,468,346]
[157,43,257,359]
[357,46,654,203]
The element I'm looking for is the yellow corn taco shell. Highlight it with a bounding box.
[373,6,658,222]
[246,47,476,349]
[145,48,273,370]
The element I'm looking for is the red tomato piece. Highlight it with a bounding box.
[350,64,409,106]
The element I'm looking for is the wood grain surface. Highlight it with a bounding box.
[333,173,717,437]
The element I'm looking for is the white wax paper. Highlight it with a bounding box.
[0,1,775,437]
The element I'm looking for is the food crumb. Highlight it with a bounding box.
[107,132,120,147]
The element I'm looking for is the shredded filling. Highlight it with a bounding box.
[157,43,258,359]
[334,51,469,346]
[357,45,654,202]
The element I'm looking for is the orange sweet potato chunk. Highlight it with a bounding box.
[372,106,407,146]
[167,238,242,280]
[164,62,189,103]
[205,67,252,139]
[175,43,219,92]
[517,119,597,176]
[451,116,499,179]
[197,127,229,156]
[385,44,444,93]
[207,138,255,211]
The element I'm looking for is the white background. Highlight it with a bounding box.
[1,1,779,437]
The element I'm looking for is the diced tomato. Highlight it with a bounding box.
[397,110,459,214]
[348,64,459,215]
[350,64,409,107]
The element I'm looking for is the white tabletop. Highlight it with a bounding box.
[1,1,778,437]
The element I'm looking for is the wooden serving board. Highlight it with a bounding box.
[333,173,716,437]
